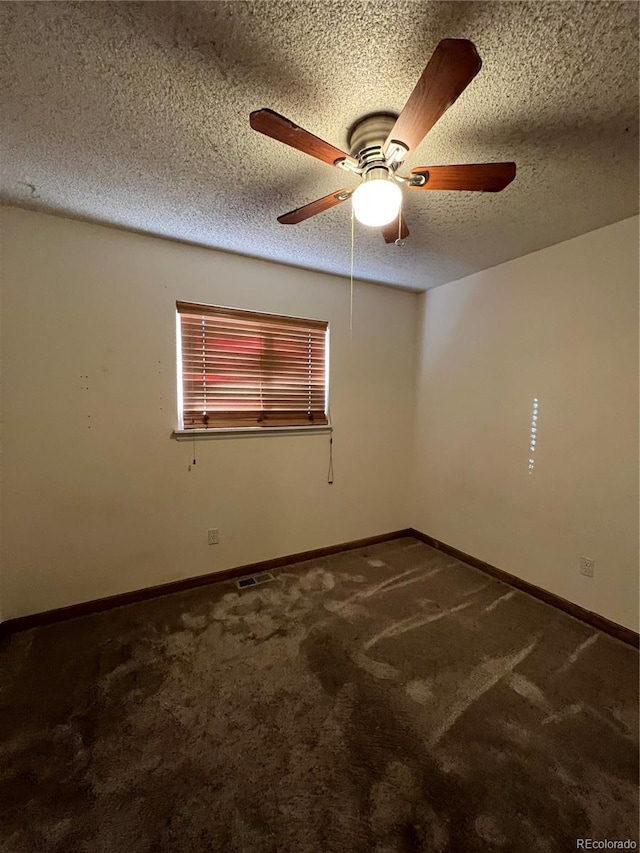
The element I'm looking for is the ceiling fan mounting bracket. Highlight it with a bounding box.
[334,157,361,174]
[385,140,410,167]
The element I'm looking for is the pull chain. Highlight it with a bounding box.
[350,207,355,340]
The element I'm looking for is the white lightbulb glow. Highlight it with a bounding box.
[352,178,402,227]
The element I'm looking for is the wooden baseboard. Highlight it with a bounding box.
[0,529,413,637]
[3,528,637,649]
[408,528,639,649]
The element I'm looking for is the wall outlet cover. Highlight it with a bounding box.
[579,556,595,577]
[208,528,219,545]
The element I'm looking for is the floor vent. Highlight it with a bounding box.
[236,572,275,590]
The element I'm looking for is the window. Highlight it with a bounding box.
[176,302,329,430]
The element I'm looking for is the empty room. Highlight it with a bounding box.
[1,2,638,851]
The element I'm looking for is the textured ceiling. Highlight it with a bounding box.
[1,1,638,291]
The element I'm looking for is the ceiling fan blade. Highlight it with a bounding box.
[277,189,353,225]
[250,109,358,168]
[381,216,410,244]
[385,39,482,157]
[408,163,516,192]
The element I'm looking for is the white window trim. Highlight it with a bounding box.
[172,425,332,441]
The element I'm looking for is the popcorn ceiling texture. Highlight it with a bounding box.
[0,1,638,290]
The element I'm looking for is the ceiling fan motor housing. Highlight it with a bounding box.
[347,112,398,159]
[358,147,391,183]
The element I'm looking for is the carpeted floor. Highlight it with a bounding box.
[1,537,638,852]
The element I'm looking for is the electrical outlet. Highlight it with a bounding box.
[579,556,595,578]
[208,528,219,545]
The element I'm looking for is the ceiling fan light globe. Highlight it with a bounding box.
[352,179,402,228]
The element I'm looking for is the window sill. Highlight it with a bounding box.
[172,425,332,441]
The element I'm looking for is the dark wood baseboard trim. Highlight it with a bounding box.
[0,529,413,638]
[3,528,637,649]
[409,528,639,649]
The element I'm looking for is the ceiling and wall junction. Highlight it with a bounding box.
[1,1,638,290]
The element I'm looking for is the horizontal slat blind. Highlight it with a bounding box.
[177,302,328,429]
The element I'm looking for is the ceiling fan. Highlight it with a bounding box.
[249,39,516,244]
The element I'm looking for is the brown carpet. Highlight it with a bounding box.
[1,537,638,852]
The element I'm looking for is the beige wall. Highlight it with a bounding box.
[411,217,640,632]
[2,209,638,631]
[0,208,418,619]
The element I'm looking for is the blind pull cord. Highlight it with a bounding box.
[327,408,334,485]
[350,208,355,341]
[336,208,356,485]
[189,437,196,471]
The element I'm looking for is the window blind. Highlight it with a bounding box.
[177,302,329,429]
